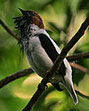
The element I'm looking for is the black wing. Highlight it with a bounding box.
[39,34,66,76]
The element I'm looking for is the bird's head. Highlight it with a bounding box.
[14,8,44,30]
[14,9,44,51]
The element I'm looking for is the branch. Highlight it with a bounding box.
[76,89,89,99]
[0,19,19,41]
[0,61,87,89]
[67,52,89,61]
[0,68,89,106]
[22,15,89,111]
[69,62,89,73]
[0,61,88,89]
[0,68,33,88]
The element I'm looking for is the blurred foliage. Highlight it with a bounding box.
[0,0,89,111]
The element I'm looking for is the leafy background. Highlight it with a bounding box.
[0,0,89,111]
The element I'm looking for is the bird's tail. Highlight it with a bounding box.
[62,78,78,105]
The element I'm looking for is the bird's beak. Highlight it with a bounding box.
[19,8,26,15]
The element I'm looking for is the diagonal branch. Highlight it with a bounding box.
[0,68,33,88]
[0,19,19,41]
[22,15,89,111]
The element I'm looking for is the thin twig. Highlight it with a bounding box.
[0,19,19,41]
[76,89,89,99]
[69,62,89,73]
[0,68,33,88]
[67,52,89,61]
[22,15,89,111]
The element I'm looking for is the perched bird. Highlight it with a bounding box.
[14,8,78,105]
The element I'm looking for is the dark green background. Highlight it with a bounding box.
[0,0,89,111]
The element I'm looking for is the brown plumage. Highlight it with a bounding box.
[13,9,44,29]
[31,11,44,29]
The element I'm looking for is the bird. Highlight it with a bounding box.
[14,8,78,105]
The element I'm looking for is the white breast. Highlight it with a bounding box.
[26,36,53,77]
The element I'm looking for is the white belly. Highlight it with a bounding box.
[26,44,53,77]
